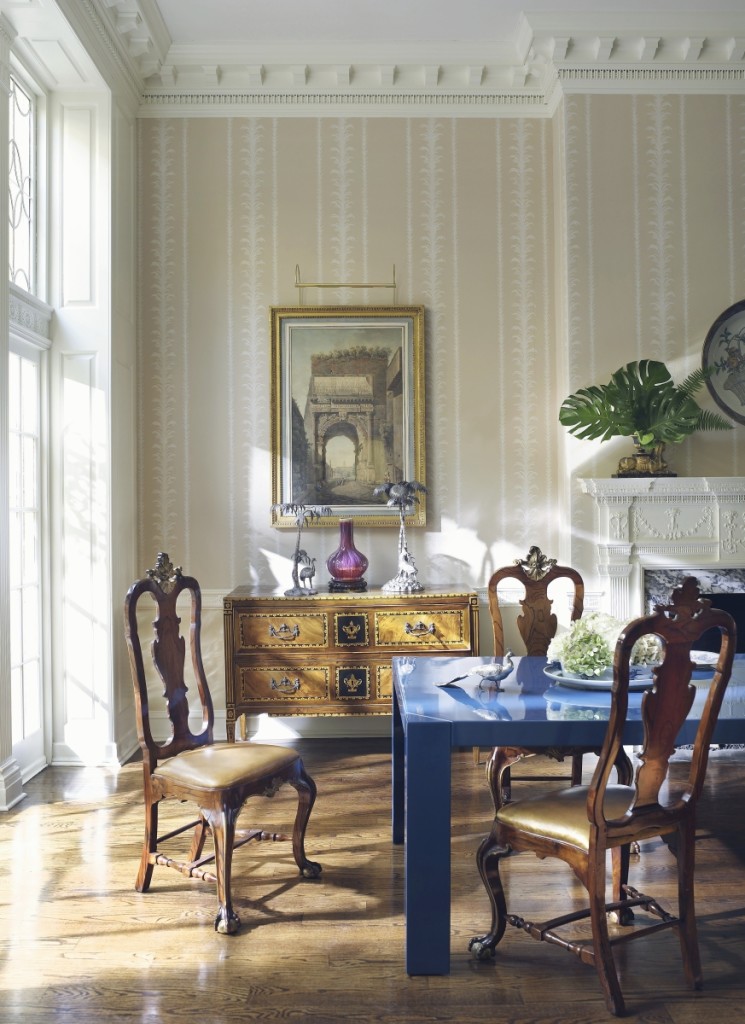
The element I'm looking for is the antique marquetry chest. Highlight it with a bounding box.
[223,586,479,740]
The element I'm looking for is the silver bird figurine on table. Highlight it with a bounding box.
[473,650,514,691]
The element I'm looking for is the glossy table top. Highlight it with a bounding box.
[393,653,745,748]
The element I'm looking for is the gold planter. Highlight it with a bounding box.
[614,439,676,478]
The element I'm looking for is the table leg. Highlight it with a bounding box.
[404,714,452,975]
[392,686,405,844]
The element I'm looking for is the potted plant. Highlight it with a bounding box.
[547,612,661,678]
[559,359,733,476]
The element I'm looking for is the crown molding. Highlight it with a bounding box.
[94,0,170,77]
[136,12,745,116]
[3,2,745,116]
[138,60,745,118]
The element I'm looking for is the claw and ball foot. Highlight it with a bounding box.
[212,860,320,933]
[214,907,241,934]
[468,935,498,960]
[300,861,322,879]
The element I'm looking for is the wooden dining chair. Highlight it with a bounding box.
[125,552,321,935]
[488,546,584,660]
[476,546,605,800]
[469,577,736,1016]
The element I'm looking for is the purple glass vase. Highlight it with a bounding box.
[327,519,368,592]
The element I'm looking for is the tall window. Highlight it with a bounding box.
[8,346,42,747]
[8,70,45,772]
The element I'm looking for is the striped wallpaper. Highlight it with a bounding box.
[137,96,745,604]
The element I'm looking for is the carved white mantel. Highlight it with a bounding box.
[579,477,745,620]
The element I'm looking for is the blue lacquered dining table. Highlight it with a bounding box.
[391,653,745,976]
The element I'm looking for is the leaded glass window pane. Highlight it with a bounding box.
[8,73,34,292]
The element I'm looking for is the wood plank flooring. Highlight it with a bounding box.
[1,740,744,1023]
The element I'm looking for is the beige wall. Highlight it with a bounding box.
[137,115,561,599]
[562,94,745,591]
[137,96,745,634]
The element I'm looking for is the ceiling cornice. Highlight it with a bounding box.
[7,2,745,117]
[137,9,745,117]
[89,0,169,79]
[137,29,745,117]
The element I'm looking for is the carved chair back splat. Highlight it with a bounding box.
[125,552,321,935]
[480,546,613,797]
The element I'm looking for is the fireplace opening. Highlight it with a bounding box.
[643,568,745,655]
[694,593,745,654]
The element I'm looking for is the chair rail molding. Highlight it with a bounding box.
[579,477,745,620]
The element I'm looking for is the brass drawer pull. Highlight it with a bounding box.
[269,623,300,641]
[270,675,301,694]
[405,620,436,637]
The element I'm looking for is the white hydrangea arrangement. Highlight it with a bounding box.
[547,612,662,678]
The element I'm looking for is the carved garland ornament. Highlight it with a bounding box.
[631,505,713,542]
[721,510,745,555]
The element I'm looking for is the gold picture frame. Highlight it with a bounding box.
[270,305,426,527]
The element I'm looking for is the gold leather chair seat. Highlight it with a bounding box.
[497,785,634,850]
[155,742,300,791]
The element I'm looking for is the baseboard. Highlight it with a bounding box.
[145,708,391,743]
[244,713,392,742]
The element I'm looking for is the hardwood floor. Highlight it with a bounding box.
[1,740,744,1023]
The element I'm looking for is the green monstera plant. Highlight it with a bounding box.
[559,359,732,447]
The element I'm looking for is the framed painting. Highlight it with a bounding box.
[270,305,426,527]
[702,299,745,426]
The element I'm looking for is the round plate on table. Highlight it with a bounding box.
[690,651,718,679]
[543,665,654,692]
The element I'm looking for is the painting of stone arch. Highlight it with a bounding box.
[271,306,425,526]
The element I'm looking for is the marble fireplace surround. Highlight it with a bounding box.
[579,477,745,621]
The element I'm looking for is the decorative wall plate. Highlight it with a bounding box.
[702,299,745,425]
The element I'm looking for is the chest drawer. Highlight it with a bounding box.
[235,658,392,708]
[375,608,471,650]
[236,611,328,650]
[236,663,329,703]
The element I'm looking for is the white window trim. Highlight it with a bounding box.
[9,286,52,775]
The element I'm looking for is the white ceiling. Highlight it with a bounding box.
[154,0,745,50]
